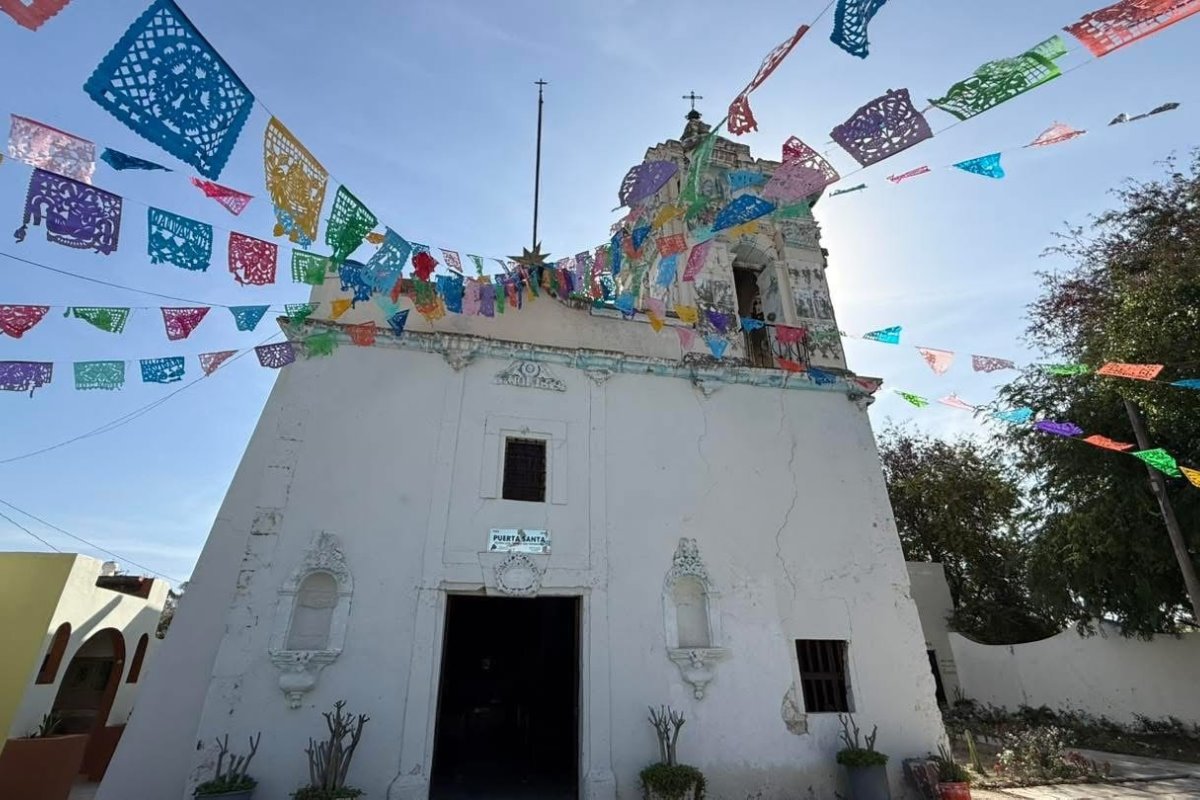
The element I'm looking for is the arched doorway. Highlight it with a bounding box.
[50,628,125,736]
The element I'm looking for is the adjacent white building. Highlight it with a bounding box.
[100,116,945,800]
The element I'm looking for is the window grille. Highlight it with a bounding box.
[502,438,547,502]
[795,639,851,713]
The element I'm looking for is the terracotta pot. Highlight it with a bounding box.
[938,782,972,800]
[0,734,90,800]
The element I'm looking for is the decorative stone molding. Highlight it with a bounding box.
[666,538,709,585]
[668,648,729,700]
[781,683,808,735]
[663,538,729,700]
[268,532,353,708]
[493,553,544,596]
[287,531,351,591]
[283,317,858,396]
[269,650,338,709]
[691,377,720,397]
[849,393,874,411]
[438,335,479,371]
[583,367,614,386]
[496,360,567,392]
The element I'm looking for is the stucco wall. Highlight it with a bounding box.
[5,554,169,739]
[0,553,75,748]
[101,334,943,800]
[905,563,960,702]
[950,625,1200,725]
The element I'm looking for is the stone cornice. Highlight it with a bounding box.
[281,317,879,403]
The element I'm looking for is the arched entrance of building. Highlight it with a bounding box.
[50,628,125,736]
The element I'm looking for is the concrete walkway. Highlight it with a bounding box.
[973,750,1200,799]
[69,751,1200,800]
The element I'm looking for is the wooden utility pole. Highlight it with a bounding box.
[1123,398,1200,626]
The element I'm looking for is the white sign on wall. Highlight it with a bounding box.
[488,529,550,554]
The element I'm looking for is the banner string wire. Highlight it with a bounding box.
[0,497,184,582]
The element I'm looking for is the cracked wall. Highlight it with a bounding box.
[100,318,939,800]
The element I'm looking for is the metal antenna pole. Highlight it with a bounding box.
[533,79,547,250]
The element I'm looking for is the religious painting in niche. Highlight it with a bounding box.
[285,571,338,651]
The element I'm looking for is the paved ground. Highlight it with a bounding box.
[69,750,1200,799]
[973,750,1200,799]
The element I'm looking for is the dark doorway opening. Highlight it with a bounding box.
[51,628,125,736]
[733,266,772,367]
[431,595,580,800]
[927,649,947,707]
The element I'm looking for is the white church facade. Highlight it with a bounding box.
[99,119,945,800]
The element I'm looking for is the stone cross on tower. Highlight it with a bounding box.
[681,90,703,112]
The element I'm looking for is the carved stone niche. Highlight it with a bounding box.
[268,532,353,708]
[662,538,729,700]
[479,552,549,597]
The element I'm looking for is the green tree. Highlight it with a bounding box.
[994,154,1200,636]
[879,425,1059,644]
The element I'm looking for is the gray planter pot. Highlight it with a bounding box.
[846,764,891,800]
[195,790,254,800]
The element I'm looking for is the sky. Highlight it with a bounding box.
[0,0,1197,583]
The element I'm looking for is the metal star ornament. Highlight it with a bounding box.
[510,241,551,268]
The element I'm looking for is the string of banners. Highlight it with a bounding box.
[831,324,1200,395]
[839,323,1200,491]
[0,339,310,396]
[0,0,1194,387]
[2,0,1192,300]
[886,385,1200,493]
[6,0,1194,269]
[714,0,1199,158]
[0,302,320,340]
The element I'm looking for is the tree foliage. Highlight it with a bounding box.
[994,153,1200,636]
[879,425,1058,644]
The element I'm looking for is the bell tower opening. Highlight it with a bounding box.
[734,265,772,367]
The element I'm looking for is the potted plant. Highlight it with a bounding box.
[932,745,971,800]
[293,700,369,800]
[0,713,90,800]
[836,714,890,800]
[639,705,706,800]
[195,732,260,799]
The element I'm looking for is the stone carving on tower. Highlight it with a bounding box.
[268,532,354,708]
[495,360,567,392]
[680,110,712,151]
[662,538,729,699]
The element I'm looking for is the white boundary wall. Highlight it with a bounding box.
[950,624,1200,725]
